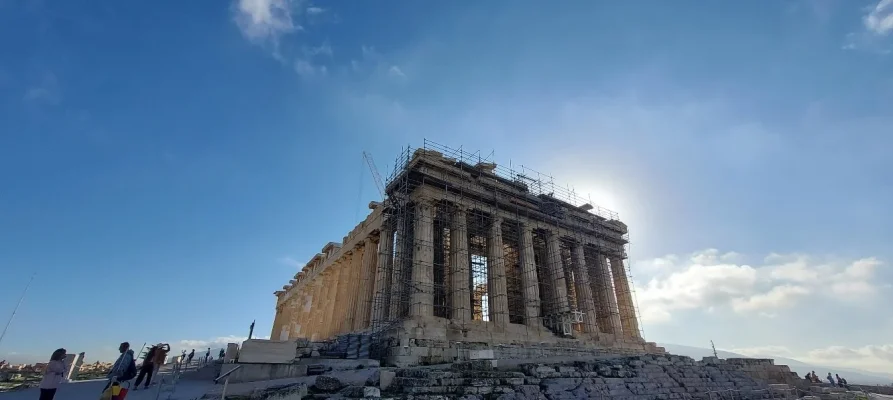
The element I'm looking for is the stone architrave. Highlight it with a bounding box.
[518,223,542,326]
[410,200,435,317]
[545,231,570,314]
[487,217,509,323]
[450,206,471,321]
[571,243,599,335]
[609,257,641,338]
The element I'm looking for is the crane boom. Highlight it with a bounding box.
[363,151,386,200]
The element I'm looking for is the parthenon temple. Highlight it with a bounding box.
[272,141,663,366]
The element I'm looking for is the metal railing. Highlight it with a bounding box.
[214,365,242,400]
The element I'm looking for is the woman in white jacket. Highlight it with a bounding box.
[38,348,67,400]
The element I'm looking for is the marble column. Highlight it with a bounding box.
[373,225,394,325]
[609,257,641,338]
[311,274,326,341]
[354,236,378,331]
[518,223,542,326]
[410,200,435,317]
[592,253,622,335]
[450,206,471,321]
[271,304,284,339]
[322,264,337,338]
[545,230,570,314]
[332,254,351,336]
[572,243,599,335]
[389,214,407,319]
[342,248,362,333]
[487,216,509,323]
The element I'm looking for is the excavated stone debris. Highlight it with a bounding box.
[383,354,784,400]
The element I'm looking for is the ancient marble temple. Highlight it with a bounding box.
[272,143,663,366]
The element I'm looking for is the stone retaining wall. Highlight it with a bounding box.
[385,354,794,399]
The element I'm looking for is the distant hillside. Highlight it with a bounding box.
[659,343,893,386]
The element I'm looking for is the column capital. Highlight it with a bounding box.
[415,197,439,208]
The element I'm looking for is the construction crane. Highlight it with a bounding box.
[363,151,386,200]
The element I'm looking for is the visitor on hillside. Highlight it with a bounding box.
[219,348,225,360]
[38,348,67,400]
[827,372,834,385]
[205,348,211,363]
[836,374,849,389]
[104,342,135,390]
[133,345,157,390]
[151,343,170,383]
[809,371,820,383]
[187,349,194,365]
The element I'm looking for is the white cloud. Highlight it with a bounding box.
[177,335,268,351]
[388,65,406,78]
[635,250,883,323]
[303,42,333,57]
[232,0,301,46]
[294,59,327,78]
[730,284,810,312]
[278,256,302,268]
[864,0,893,35]
[23,72,60,105]
[306,6,324,15]
[729,345,794,358]
[803,344,893,370]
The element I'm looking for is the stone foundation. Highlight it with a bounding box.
[384,354,796,399]
[376,317,664,367]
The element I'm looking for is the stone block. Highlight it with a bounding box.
[314,375,346,392]
[380,370,396,390]
[468,349,494,360]
[239,339,298,363]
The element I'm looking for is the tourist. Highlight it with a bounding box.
[133,345,157,390]
[38,348,67,400]
[826,372,834,385]
[219,348,225,360]
[187,349,194,365]
[835,374,850,389]
[104,342,136,390]
[150,343,170,383]
[205,348,211,363]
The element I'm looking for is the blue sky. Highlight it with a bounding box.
[1,0,892,369]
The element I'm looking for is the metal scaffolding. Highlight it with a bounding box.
[368,139,642,340]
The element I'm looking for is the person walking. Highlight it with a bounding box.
[205,348,210,364]
[218,348,225,360]
[133,345,157,390]
[150,343,170,384]
[38,348,67,400]
[104,342,135,391]
[186,349,194,366]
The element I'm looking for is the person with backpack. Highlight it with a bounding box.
[104,342,136,390]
